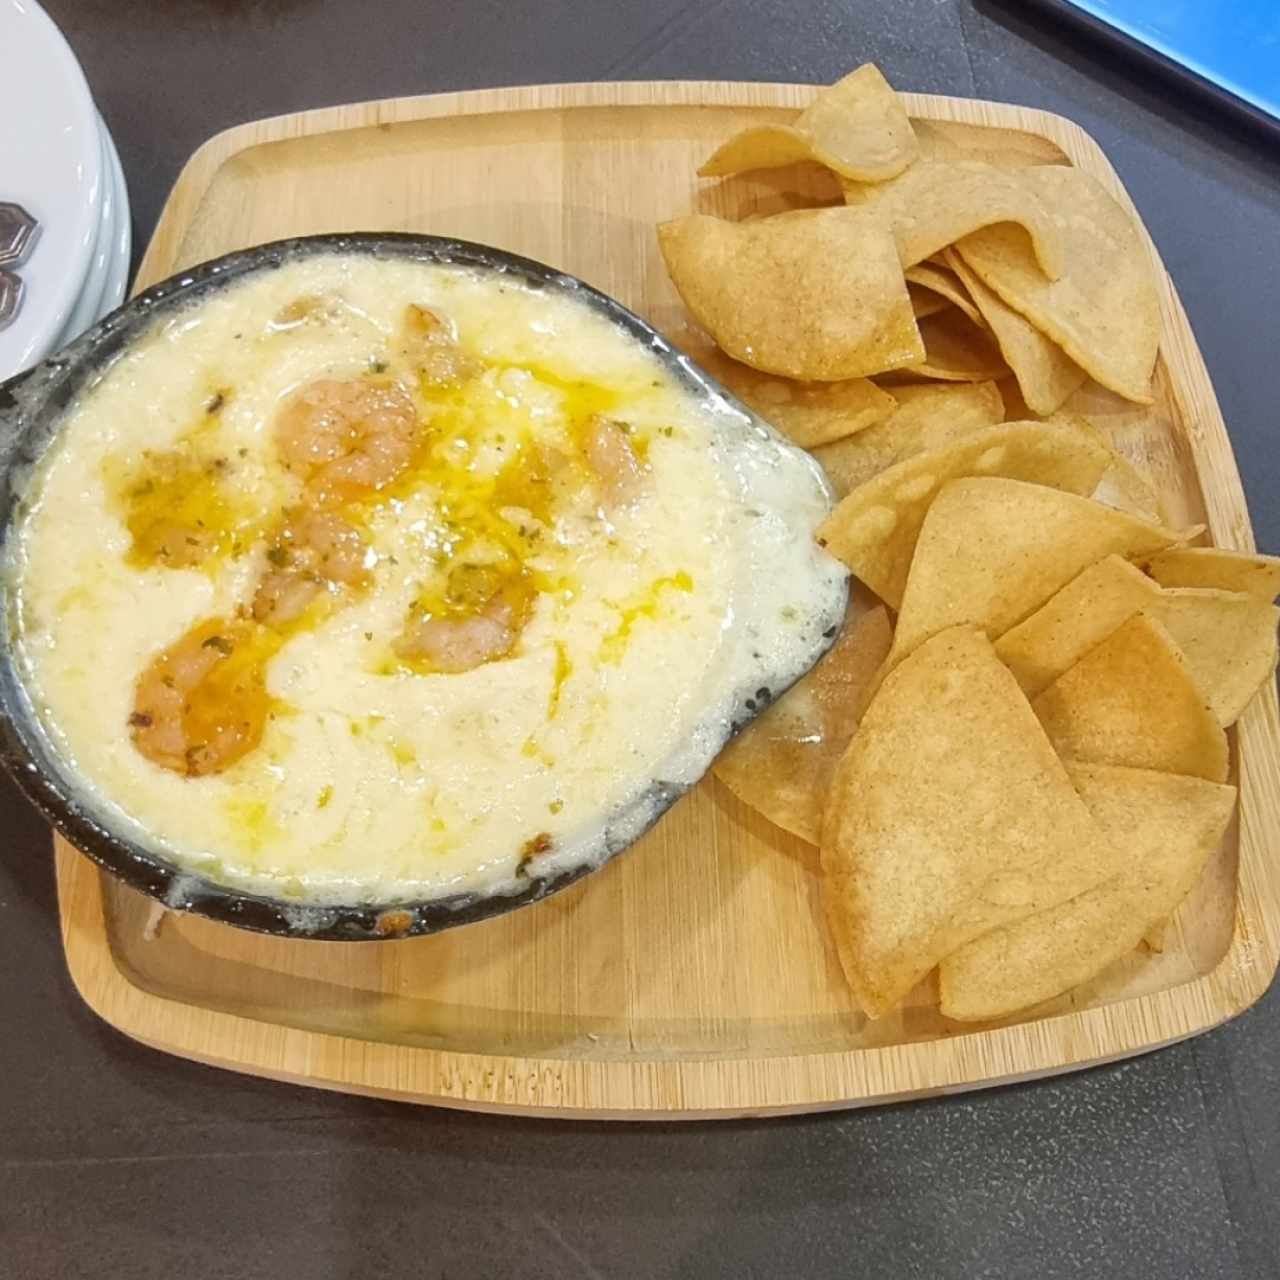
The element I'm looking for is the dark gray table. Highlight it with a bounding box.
[4,3,1278,1276]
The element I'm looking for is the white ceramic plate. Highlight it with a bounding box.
[0,0,103,378]
[53,124,113,347]
[53,115,131,348]
[95,115,131,320]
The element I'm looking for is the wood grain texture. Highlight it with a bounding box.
[53,81,1280,1117]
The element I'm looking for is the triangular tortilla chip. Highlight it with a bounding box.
[908,283,951,320]
[1143,588,1279,726]
[692,346,896,448]
[910,118,1068,169]
[955,167,1160,404]
[891,482,1183,665]
[698,126,815,177]
[1032,613,1229,782]
[903,262,985,327]
[842,158,1066,277]
[994,555,1160,697]
[816,423,1113,609]
[714,602,893,844]
[1139,547,1280,601]
[699,65,918,183]
[821,626,1116,1018]
[814,382,1004,498]
[658,210,923,380]
[1142,918,1170,952]
[1091,452,1167,523]
[798,64,918,181]
[939,762,1235,1021]
[1041,412,1168,522]
[944,248,1087,416]
[898,309,1010,383]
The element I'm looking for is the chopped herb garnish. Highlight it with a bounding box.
[517,830,553,871]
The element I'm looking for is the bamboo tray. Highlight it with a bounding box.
[54,81,1280,1118]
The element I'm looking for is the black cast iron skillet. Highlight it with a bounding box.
[0,233,844,941]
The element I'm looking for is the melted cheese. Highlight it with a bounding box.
[12,254,844,905]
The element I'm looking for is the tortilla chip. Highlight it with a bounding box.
[842,159,1066,278]
[699,65,917,183]
[1139,547,1280,601]
[799,64,919,181]
[994,555,1161,697]
[816,422,1112,608]
[911,118,1069,169]
[1032,613,1229,783]
[1092,451,1167,522]
[908,283,951,320]
[904,262,984,327]
[944,248,1087,415]
[895,309,1010,383]
[939,762,1236,1021]
[658,210,924,379]
[714,603,893,844]
[698,126,814,178]
[891,483,1183,664]
[814,382,1004,498]
[1143,588,1280,726]
[955,167,1160,404]
[821,626,1115,1019]
[1037,412,1168,522]
[1143,918,1170,952]
[692,346,896,447]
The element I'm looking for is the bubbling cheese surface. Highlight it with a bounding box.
[14,254,843,905]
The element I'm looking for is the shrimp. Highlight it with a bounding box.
[129,516,220,569]
[130,618,272,776]
[252,509,370,627]
[268,293,342,332]
[583,415,644,506]
[251,572,322,629]
[117,450,240,569]
[400,305,478,386]
[275,378,418,506]
[395,595,523,673]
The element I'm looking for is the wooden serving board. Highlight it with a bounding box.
[54,82,1280,1117]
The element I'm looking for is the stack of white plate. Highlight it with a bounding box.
[0,0,131,381]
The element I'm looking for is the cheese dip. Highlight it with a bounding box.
[12,252,844,906]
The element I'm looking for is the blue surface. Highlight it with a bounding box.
[1064,0,1280,119]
